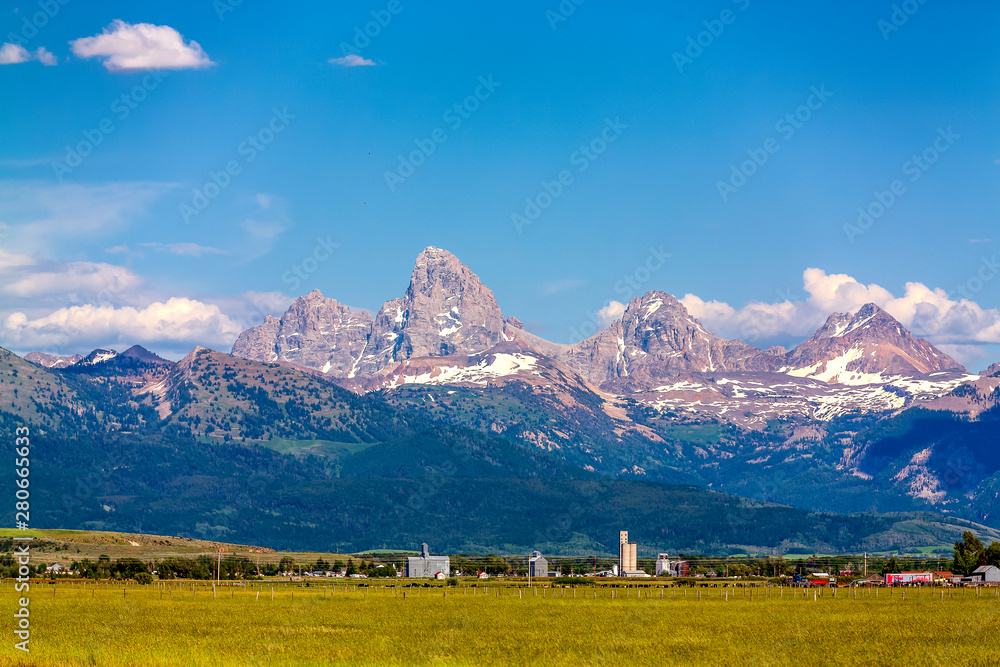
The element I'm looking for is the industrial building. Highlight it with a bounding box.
[654,554,689,578]
[529,551,548,578]
[405,543,450,578]
[619,531,647,577]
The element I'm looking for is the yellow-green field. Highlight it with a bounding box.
[0,581,997,666]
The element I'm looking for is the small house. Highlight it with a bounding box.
[972,565,1000,583]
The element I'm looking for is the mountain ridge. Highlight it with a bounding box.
[228,247,983,428]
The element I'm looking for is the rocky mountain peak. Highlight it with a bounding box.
[78,348,119,366]
[809,303,895,342]
[356,247,507,373]
[785,303,964,382]
[554,290,777,387]
[24,351,83,368]
[232,248,508,378]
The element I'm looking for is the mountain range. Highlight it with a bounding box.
[5,246,1000,554]
[230,247,984,425]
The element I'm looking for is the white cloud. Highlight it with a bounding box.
[4,298,243,348]
[138,242,226,257]
[34,47,56,66]
[597,300,626,327]
[329,54,376,67]
[0,43,29,64]
[680,267,1000,364]
[70,20,213,72]
[0,43,56,65]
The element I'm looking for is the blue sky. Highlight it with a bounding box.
[1,0,998,368]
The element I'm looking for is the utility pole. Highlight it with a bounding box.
[864,552,868,577]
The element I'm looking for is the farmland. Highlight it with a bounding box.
[0,581,996,666]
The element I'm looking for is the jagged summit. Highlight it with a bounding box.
[808,303,895,341]
[784,303,965,383]
[554,290,779,386]
[230,247,967,403]
[232,247,507,377]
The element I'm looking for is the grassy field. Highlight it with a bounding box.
[0,581,996,666]
[0,529,361,568]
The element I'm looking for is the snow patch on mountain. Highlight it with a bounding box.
[388,353,538,388]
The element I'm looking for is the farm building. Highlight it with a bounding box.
[404,543,450,579]
[529,551,548,578]
[886,572,933,585]
[655,554,689,577]
[971,565,1000,583]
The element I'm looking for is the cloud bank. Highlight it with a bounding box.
[70,20,213,72]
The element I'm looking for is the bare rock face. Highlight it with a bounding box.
[232,315,281,362]
[355,247,507,374]
[783,303,966,383]
[231,290,371,375]
[232,248,507,377]
[557,291,780,388]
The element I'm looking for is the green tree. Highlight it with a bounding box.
[952,531,985,576]
[881,557,900,575]
[986,542,1000,568]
